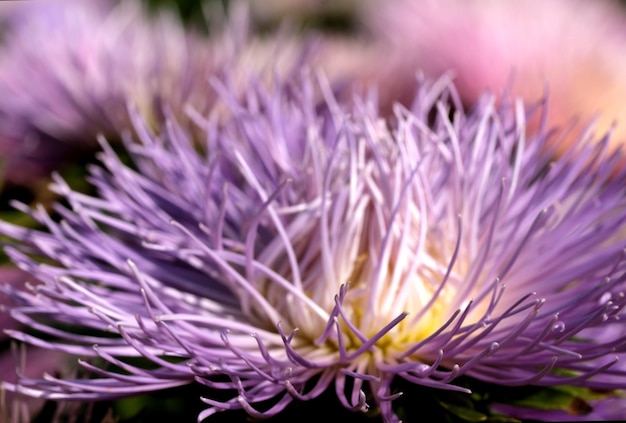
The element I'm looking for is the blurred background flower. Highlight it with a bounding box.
[0,0,220,187]
[361,0,626,157]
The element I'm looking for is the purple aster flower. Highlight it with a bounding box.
[2,73,626,422]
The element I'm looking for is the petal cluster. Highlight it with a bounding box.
[2,74,626,422]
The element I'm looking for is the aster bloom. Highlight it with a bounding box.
[2,73,626,422]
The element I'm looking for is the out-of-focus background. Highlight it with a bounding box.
[3,0,626,421]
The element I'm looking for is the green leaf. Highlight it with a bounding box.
[551,384,617,402]
[508,386,598,416]
[114,395,149,420]
[437,400,488,422]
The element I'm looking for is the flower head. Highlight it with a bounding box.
[2,73,626,422]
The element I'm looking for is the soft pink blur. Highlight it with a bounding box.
[363,0,626,156]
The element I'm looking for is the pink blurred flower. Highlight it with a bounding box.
[364,0,626,156]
